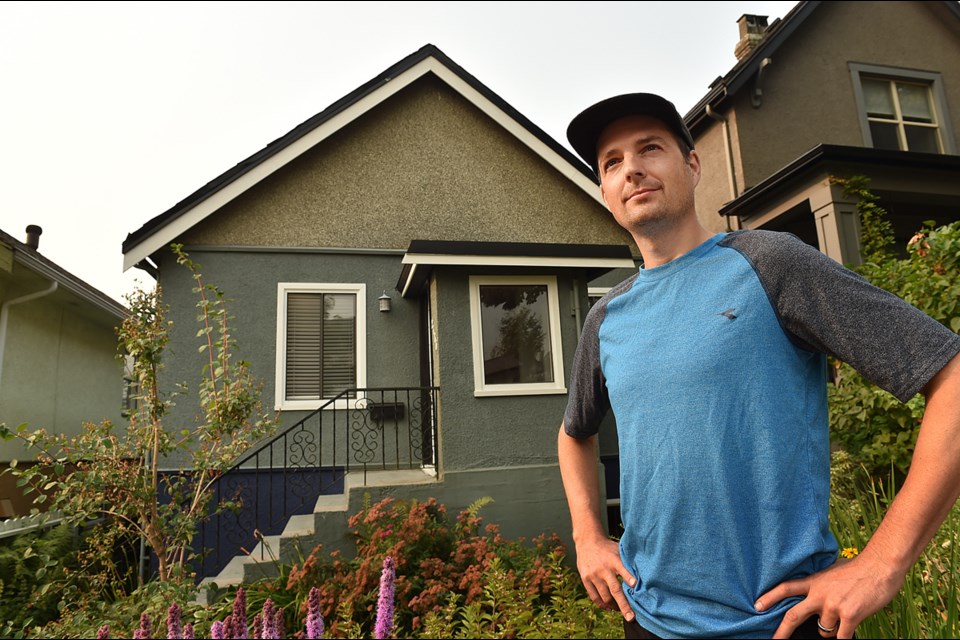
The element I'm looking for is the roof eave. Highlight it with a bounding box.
[718,144,960,217]
[1,229,128,319]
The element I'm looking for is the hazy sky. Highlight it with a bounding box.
[2,1,799,303]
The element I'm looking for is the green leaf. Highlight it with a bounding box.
[951,317,960,333]
[9,459,16,468]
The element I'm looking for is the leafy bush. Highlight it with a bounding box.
[0,523,80,631]
[828,176,960,479]
[205,495,622,639]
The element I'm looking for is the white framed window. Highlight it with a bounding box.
[275,283,366,410]
[469,275,566,397]
[588,286,612,308]
[850,64,956,154]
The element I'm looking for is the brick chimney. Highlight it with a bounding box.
[735,14,768,61]
[25,225,42,250]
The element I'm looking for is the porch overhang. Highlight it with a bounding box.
[718,144,960,265]
[396,240,636,298]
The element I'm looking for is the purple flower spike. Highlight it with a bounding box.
[221,614,235,640]
[233,587,248,639]
[97,625,110,639]
[167,601,183,639]
[306,586,324,639]
[210,620,225,640]
[374,555,396,639]
[133,612,151,640]
[252,613,263,640]
[273,607,285,640]
[261,598,277,639]
[182,623,194,640]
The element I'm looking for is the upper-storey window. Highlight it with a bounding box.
[851,64,956,154]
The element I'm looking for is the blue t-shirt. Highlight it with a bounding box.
[563,230,960,638]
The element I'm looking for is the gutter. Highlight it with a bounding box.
[0,279,59,388]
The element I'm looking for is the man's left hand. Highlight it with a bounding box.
[754,553,904,639]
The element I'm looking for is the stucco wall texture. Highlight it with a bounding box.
[0,293,125,461]
[693,1,960,233]
[182,74,634,252]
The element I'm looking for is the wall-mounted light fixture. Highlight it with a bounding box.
[378,291,392,312]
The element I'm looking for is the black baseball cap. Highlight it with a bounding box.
[566,93,695,176]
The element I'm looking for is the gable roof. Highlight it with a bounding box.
[122,44,602,272]
[683,0,960,134]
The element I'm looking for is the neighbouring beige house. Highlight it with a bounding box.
[0,226,128,517]
[687,0,960,262]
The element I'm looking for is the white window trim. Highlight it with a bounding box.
[588,286,612,301]
[468,275,566,397]
[849,63,957,154]
[275,282,367,411]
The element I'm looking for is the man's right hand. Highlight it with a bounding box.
[576,535,637,621]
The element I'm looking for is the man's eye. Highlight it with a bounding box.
[603,158,620,170]
[643,144,661,152]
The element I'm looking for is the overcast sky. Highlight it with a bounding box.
[2,1,799,304]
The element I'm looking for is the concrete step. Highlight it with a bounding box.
[196,468,437,602]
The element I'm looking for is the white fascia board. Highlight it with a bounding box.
[401,253,636,269]
[124,57,602,272]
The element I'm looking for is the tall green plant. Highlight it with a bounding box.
[828,176,960,478]
[830,456,960,638]
[0,245,279,585]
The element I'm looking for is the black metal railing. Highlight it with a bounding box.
[192,386,439,580]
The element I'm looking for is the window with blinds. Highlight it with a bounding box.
[276,283,366,408]
[285,292,357,400]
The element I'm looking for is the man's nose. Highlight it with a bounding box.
[623,153,646,179]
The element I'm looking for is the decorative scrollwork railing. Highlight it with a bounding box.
[192,386,439,580]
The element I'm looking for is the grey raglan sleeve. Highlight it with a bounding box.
[724,230,960,402]
[563,299,612,439]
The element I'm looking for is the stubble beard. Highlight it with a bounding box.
[618,189,695,240]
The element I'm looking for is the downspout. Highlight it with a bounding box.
[0,279,59,388]
[705,102,742,231]
[572,279,583,338]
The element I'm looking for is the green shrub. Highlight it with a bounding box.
[205,495,622,639]
[828,176,960,479]
[0,523,78,632]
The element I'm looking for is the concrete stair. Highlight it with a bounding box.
[196,468,436,604]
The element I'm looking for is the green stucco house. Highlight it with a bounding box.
[122,44,637,586]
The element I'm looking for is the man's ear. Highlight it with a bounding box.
[687,150,702,187]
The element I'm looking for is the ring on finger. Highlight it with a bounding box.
[816,616,838,634]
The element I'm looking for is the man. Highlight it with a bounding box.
[557,93,960,639]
